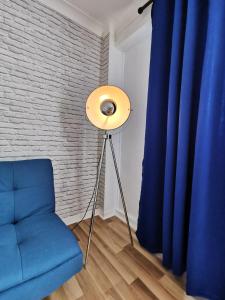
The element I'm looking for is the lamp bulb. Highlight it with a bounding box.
[100,100,117,116]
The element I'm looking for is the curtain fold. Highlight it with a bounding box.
[137,0,225,299]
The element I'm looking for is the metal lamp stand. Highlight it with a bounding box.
[84,132,134,267]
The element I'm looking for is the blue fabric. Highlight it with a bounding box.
[0,160,55,225]
[0,159,83,300]
[137,1,225,299]
[0,256,82,300]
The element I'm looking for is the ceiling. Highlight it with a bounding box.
[64,0,135,24]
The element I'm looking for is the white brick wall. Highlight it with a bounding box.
[100,34,109,85]
[0,0,108,219]
[97,34,109,208]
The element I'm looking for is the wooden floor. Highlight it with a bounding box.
[45,216,194,300]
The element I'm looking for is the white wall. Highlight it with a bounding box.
[102,30,125,218]
[114,20,152,229]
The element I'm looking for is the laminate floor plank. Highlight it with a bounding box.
[131,278,159,300]
[76,225,129,286]
[76,269,105,300]
[94,217,129,250]
[45,217,192,300]
[62,277,83,299]
[80,221,137,285]
[159,275,195,300]
[117,250,176,300]
[105,287,123,300]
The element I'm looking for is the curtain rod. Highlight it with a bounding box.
[138,0,153,14]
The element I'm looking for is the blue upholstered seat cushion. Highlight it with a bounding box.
[0,160,55,226]
[0,213,82,293]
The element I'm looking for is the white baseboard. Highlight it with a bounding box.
[115,209,137,231]
[60,208,103,225]
[99,209,115,220]
[60,207,138,231]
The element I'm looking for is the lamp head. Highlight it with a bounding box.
[86,86,131,131]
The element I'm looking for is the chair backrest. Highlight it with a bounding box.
[0,159,55,226]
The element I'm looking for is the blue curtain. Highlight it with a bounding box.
[137,0,225,299]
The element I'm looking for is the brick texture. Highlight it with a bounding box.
[100,34,109,85]
[97,33,109,208]
[0,0,108,219]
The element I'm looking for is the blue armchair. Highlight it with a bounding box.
[0,159,83,300]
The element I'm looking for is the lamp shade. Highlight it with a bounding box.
[86,85,131,130]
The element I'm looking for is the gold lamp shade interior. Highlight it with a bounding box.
[86,86,131,130]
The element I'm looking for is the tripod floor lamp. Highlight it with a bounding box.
[85,85,134,266]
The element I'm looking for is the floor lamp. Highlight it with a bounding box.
[85,85,134,266]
